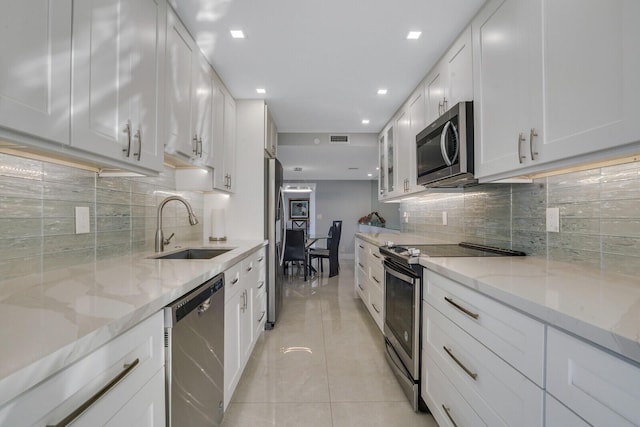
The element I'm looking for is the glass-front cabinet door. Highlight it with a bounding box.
[378,132,386,197]
[378,123,395,200]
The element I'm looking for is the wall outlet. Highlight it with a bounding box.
[75,206,90,234]
[546,207,560,232]
[442,211,448,226]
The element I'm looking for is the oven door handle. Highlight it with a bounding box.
[384,259,419,282]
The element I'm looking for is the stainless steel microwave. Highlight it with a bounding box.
[416,101,475,187]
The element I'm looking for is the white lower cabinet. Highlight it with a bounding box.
[224,247,266,411]
[0,311,164,427]
[425,270,545,386]
[354,237,384,332]
[546,327,640,426]
[422,270,544,426]
[423,303,543,427]
[545,393,590,427]
[423,354,486,427]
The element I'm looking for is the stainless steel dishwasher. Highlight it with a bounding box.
[165,273,224,426]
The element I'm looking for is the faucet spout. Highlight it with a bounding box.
[155,196,199,252]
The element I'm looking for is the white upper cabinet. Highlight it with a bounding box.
[473,0,542,179]
[426,64,447,125]
[264,104,278,158]
[393,106,413,196]
[164,8,197,161]
[539,0,640,162]
[377,123,395,199]
[426,27,473,125]
[445,27,473,110]
[222,90,237,192]
[72,0,165,173]
[474,0,640,181]
[191,53,215,166]
[0,0,72,144]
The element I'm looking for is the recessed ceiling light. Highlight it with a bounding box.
[367,173,373,177]
[362,119,370,124]
[230,30,245,39]
[377,89,388,95]
[256,88,266,94]
[406,31,422,40]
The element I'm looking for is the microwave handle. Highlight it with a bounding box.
[440,120,460,166]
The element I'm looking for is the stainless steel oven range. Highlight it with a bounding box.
[379,242,525,412]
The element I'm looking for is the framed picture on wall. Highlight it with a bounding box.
[289,199,309,219]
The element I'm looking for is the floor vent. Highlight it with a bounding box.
[329,135,350,144]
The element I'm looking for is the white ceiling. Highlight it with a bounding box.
[170,0,486,179]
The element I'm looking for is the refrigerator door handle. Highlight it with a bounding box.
[278,187,286,266]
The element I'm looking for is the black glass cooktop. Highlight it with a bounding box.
[380,242,525,260]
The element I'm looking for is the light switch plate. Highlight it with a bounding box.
[546,207,560,232]
[75,206,90,234]
[442,211,448,226]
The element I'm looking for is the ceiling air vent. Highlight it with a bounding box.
[293,167,303,172]
[329,135,350,145]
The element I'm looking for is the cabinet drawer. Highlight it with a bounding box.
[545,393,589,427]
[424,303,543,427]
[546,327,640,426]
[0,312,164,427]
[369,263,384,291]
[368,282,384,331]
[225,261,242,302]
[367,245,383,269]
[253,290,267,336]
[356,264,368,301]
[425,270,545,385]
[356,240,368,269]
[422,354,487,427]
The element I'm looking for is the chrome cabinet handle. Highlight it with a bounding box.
[444,296,479,320]
[372,253,381,259]
[518,132,527,164]
[372,303,381,313]
[192,134,198,155]
[530,128,539,160]
[197,137,203,157]
[358,283,365,291]
[442,404,458,427]
[246,266,253,272]
[358,244,364,249]
[257,256,264,262]
[47,359,140,427]
[122,120,132,157]
[134,128,142,161]
[372,276,381,284]
[257,311,265,322]
[257,281,264,289]
[438,100,444,116]
[443,97,448,113]
[231,277,239,285]
[358,262,364,268]
[443,346,478,380]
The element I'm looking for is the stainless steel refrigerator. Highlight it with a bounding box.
[265,157,285,329]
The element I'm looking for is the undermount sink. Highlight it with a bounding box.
[150,248,232,260]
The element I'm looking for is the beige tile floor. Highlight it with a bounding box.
[222,259,437,427]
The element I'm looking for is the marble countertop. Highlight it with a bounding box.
[0,239,266,406]
[356,232,640,366]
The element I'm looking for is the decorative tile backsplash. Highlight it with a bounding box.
[401,161,640,276]
[0,153,204,281]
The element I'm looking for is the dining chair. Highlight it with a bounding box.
[308,223,341,277]
[283,229,307,281]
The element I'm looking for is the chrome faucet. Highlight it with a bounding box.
[155,196,199,252]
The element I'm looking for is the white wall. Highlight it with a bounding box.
[313,180,372,257]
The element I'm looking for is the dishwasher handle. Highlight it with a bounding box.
[165,273,224,326]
